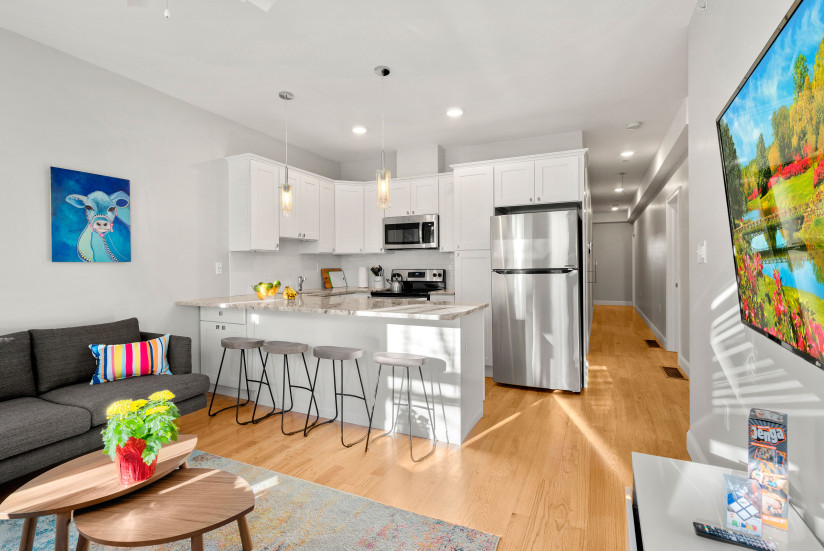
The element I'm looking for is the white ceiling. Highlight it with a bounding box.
[0,0,694,213]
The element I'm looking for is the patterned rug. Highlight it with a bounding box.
[0,451,499,550]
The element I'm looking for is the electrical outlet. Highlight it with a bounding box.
[696,241,707,264]
[215,261,223,275]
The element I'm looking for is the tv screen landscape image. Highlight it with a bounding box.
[718,0,824,367]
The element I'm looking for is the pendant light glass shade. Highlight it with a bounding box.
[279,91,294,217]
[375,65,391,209]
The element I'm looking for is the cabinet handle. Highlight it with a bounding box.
[215,324,219,329]
[222,325,226,330]
[529,197,533,202]
[537,197,541,201]
[218,311,223,316]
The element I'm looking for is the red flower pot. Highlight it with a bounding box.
[115,437,157,485]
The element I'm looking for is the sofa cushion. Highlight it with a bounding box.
[90,334,171,384]
[0,331,37,401]
[0,397,92,461]
[30,318,141,393]
[40,373,210,427]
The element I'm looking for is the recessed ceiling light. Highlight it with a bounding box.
[621,151,635,158]
[614,172,625,192]
[611,204,619,211]
[352,126,367,135]
[446,107,464,118]
[614,187,623,193]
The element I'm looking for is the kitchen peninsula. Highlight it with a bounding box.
[176,294,487,443]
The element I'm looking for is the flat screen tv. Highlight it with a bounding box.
[718,0,824,368]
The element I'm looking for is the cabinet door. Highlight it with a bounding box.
[454,166,494,250]
[279,170,301,238]
[410,177,439,214]
[535,155,580,204]
[386,180,411,218]
[363,183,385,253]
[199,321,248,387]
[301,174,320,240]
[249,160,279,251]
[334,184,365,254]
[438,175,455,252]
[318,180,335,253]
[455,250,492,366]
[494,161,535,207]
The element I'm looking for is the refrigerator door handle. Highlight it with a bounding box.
[493,268,577,274]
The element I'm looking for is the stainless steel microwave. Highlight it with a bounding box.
[383,214,439,250]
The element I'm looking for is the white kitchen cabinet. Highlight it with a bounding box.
[199,320,250,387]
[494,162,535,207]
[334,183,365,254]
[280,172,320,240]
[438,174,455,252]
[535,155,580,204]
[455,250,492,366]
[385,180,412,218]
[317,179,335,253]
[227,155,280,252]
[453,166,494,250]
[363,183,385,253]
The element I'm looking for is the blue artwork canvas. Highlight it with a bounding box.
[50,167,131,262]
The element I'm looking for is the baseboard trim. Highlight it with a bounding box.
[678,355,691,377]
[686,429,707,463]
[484,365,493,377]
[594,300,633,306]
[634,306,667,348]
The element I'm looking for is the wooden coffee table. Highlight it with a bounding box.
[73,468,255,551]
[0,434,196,551]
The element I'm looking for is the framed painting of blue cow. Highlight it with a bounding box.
[50,167,131,262]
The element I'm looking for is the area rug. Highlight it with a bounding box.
[0,450,499,550]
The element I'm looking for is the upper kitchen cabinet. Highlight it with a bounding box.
[280,171,320,240]
[385,177,439,217]
[453,165,494,250]
[437,174,455,252]
[227,154,280,252]
[334,183,365,254]
[491,151,586,207]
[317,179,335,253]
[363,182,386,253]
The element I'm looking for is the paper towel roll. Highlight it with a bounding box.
[358,266,368,288]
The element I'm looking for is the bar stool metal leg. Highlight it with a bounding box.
[411,365,437,462]
[208,348,252,418]
[280,352,320,435]
[337,359,372,448]
[248,348,280,424]
[304,358,337,436]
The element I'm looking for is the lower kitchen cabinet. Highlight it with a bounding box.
[199,320,253,388]
[455,250,492,366]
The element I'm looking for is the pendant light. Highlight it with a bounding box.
[279,91,294,217]
[375,65,391,209]
[614,172,625,193]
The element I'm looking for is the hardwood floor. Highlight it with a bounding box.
[178,305,690,550]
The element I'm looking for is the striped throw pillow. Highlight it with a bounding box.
[89,334,171,385]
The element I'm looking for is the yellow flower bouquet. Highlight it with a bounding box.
[101,390,180,485]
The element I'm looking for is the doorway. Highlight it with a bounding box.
[665,189,681,354]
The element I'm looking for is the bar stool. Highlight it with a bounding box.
[208,337,276,425]
[306,346,372,448]
[260,340,319,435]
[367,352,443,462]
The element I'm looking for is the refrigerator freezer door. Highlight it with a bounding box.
[491,210,579,270]
[492,270,582,391]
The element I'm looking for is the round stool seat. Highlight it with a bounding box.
[221,337,264,350]
[313,346,363,361]
[373,351,427,368]
[261,340,309,355]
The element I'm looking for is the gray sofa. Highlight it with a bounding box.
[0,317,210,484]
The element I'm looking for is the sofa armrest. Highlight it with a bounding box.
[140,332,192,375]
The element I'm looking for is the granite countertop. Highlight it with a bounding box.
[299,287,455,297]
[176,294,483,321]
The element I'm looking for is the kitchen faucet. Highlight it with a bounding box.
[297,275,305,292]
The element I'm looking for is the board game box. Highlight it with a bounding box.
[748,408,788,530]
[725,474,762,536]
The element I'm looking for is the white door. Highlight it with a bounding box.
[438,175,455,252]
[334,184,365,254]
[455,249,493,366]
[249,160,279,251]
[279,170,301,238]
[410,177,439,214]
[666,189,681,354]
[535,156,580,204]
[454,166,494,250]
[301,174,320,240]
[386,180,411,218]
[494,161,534,207]
[318,180,335,253]
[363,183,385,253]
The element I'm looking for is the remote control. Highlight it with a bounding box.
[693,522,777,550]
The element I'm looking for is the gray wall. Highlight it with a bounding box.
[689,1,824,539]
[592,223,633,304]
[633,157,690,362]
[0,29,339,367]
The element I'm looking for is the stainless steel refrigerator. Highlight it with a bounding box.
[491,209,583,392]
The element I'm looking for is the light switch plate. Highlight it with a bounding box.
[215,261,223,275]
[696,241,707,264]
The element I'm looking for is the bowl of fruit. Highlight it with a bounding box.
[253,280,280,300]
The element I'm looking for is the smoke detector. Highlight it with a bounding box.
[697,1,708,13]
[626,121,642,130]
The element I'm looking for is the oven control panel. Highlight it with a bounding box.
[392,269,445,282]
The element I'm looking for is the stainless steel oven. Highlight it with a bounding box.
[383,214,439,250]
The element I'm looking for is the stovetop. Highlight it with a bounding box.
[370,268,446,301]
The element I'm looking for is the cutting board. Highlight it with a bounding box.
[321,268,347,289]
